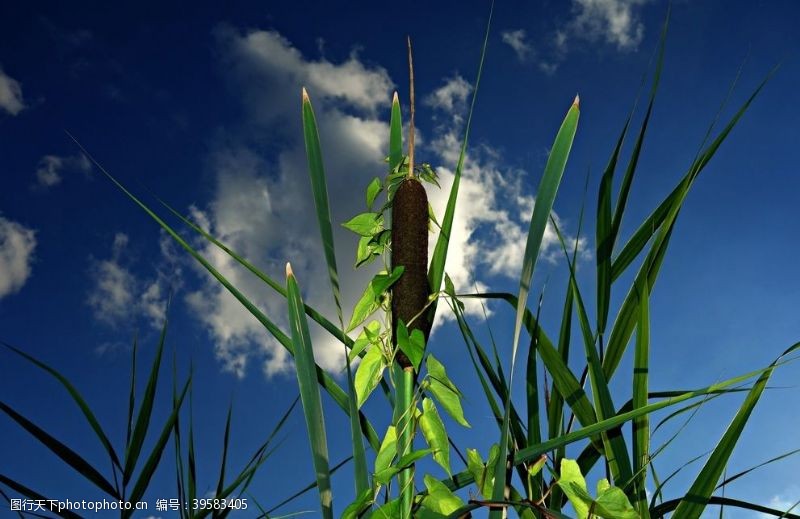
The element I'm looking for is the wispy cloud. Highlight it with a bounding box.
[0,66,25,116]
[0,215,37,300]
[566,0,651,51]
[34,153,91,189]
[87,232,177,332]
[501,29,534,61]
[501,0,653,74]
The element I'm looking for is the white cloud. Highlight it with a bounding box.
[501,29,534,61]
[87,232,175,331]
[424,75,471,115]
[0,66,25,115]
[0,215,37,300]
[34,153,91,188]
[216,26,393,125]
[504,1,652,75]
[87,233,136,325]
[566,0,651,51]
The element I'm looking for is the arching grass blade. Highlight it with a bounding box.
[491,95,579,516]
[302,88,369,496]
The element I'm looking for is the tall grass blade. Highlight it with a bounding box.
[171,356,188,519]
[286,263,333,519]
[1,341,122,473]
[215,404,233,502]
[632,278,651,517]
[671,342,800,519]
[301,88,344,327]
[124,318,168,486]
[127,336,138,453]
[302,89,369,496]
[188,387,197,515]
[525,290,545,503]
[491,96,579,516]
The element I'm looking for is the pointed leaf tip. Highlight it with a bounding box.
[302,87,309,101]
[286,262,294,278]
[573,94,580,107]
[392,91,399,103]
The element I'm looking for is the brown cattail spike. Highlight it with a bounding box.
[391,177,430,369]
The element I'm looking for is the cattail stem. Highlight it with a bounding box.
[407,36,415,180]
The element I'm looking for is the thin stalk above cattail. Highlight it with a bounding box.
[391,36,431,370]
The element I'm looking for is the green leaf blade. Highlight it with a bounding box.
[287,264,334,519]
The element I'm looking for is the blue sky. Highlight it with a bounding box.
[1,0,799,517]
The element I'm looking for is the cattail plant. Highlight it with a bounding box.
[391,37,431,366]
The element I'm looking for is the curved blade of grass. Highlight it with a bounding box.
[67,139,381,451]
[0,474,83,519]
[653,496,800,519]
[427,0,492,312]
[125,375,190,517]
[0,400,119,498]
[491,95,580,515]
[1,341,122,474]
[671,342,800,519]
[287,264,333,519]
[124,318,168,486]
[302,89,369,496]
